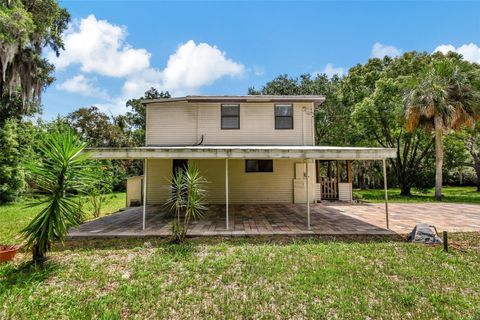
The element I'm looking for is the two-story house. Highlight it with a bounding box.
[91,95,396,230]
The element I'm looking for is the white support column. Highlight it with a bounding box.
[306,159,311,230]
[225,158,229,230]
[142,158,148,231]
[383,158,389,229]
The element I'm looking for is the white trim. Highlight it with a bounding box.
[142,159,147,230]
[142,95,326,106]
[88,146,396,161]
[306,159,310,229]
[383,159,389,229]
[225,158,229,230]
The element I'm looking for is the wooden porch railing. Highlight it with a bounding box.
[320,177,338,199]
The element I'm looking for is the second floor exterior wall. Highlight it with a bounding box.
[146,101,315,146]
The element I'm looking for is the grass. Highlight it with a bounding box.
[354,186,480,204]
[1,190,480,318]
[0,193,126,244]
[0,235,479,319]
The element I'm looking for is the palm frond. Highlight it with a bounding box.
[22,128,95,262]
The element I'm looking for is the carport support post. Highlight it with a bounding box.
[142,158,147,231]
[382,158,389,229]
[225,158,229,230]
[306,159,311,230]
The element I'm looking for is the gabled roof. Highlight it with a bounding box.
[142,95,325,106]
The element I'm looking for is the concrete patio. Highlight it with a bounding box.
[68,202,480,238]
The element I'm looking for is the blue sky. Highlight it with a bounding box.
[42,1,480,119]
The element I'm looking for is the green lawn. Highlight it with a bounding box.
[1,191,480,318]
[1,235,479,319]
[0,193,126,244]
[354,186,480,203]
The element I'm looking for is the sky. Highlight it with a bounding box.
[42,0,480,119]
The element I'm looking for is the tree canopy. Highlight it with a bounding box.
[0,0,69,116]
[250,52,480,195]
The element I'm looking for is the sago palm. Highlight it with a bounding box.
[22,129,95,262]
[404,55,480,200]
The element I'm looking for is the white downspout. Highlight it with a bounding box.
[225,158,229,230]
[311,103,315,146]
[142,158,148,231]
[306,159,310,229]
[302,107,306,146]
[383,159,389,229]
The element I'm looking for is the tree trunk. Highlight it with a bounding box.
[32,244,46,263]
[359,169,366,190]
[473,162,480,192]
[466,135,480,192]
[400,185,411,196]
[434,116,443,201]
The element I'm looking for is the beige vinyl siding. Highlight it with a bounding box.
[146,102,198,146]
[146,159,300,204]
[126,176,143,207]
[228,159,295,203]
[338,183,353,201]
[146,159,172,204]
[146,102,314,146]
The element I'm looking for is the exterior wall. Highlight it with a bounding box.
[126,176,143,207]
[146,102,197,146]
[145,159,316,205]
[338,183,353,201]
[146,102,315,146]
[146,159,172,204]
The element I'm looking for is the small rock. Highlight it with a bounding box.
[143,241,152,249]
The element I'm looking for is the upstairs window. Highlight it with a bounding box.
[245,160,273,173]
[275,104,293,129]
[221,104,240,129]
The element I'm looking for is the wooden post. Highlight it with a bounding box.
[383,159,389,229]
[225,158,229,230]
[443,231,449,252]
[142,159,147,231]
[347,160,353,183]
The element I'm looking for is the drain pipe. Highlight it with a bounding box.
[383,159,389,229]
[302,107,306,146]
[306,159,311,229]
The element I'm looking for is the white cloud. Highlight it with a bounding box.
[161,40,245,92]
[434,43,480,63]
[50,15,246,114]
[314,63,345,78]
[122,40,245,99]
[252,65,265,76]
[49,15,151,77]
[371,42,402,58]
[57,74,108,99]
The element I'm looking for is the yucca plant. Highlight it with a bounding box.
[165,164,207,243]
[22,129,96,262]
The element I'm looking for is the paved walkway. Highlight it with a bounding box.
[68,203,480,238]
[334,202,480,233]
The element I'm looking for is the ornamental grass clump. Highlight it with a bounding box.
[165,164,208,243]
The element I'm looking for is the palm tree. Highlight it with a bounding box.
[22,129,95,262]
[404,55,480,200]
